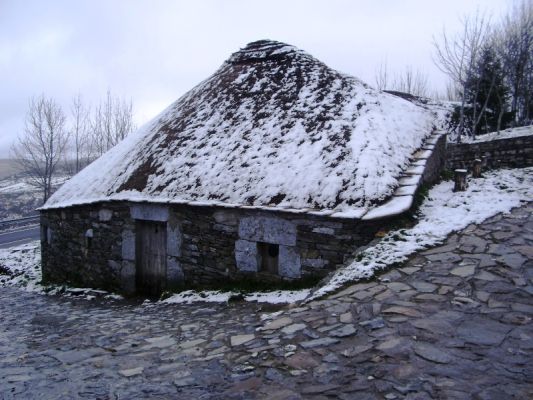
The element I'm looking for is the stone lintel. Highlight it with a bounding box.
[130,204,169,222]
[238,216,296,246]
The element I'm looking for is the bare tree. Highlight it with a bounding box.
[91,90,135,156]
[374,60,429,97]
[11,95,69,203]
[442,80,462,101]
[70,93,91,174]
[374,59,389,91]
[392,66,430,97]
[499,0,533,125]
[433,11,490,138]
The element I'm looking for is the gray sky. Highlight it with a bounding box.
[0,0,511,157]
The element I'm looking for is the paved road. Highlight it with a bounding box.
[0,203,532,399]
[0,225,40,249]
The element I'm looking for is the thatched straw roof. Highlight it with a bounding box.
[44,40,436,217]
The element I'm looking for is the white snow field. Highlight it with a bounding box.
[42,40,436,217]
[2,167,531,304]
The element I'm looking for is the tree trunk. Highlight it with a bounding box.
[453,169,468,192]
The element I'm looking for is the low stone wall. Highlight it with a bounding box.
[446,134,533,171]
[422,134,447,185]
[41,203,392,294]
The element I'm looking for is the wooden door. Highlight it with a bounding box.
[135,220,167,297]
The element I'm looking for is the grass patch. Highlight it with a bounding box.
[440,169,454,181]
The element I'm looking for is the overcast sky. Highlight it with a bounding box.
[0,0,512,158]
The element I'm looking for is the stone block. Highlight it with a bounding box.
[302,258,328,268]
[238,216,296,245]
[167,226,182,257]
[279,245,301,278]
[213,211,238,225]
[213,223,236,233]
[98,209,113,221]
[235,239,258,272]
[312,227,335,235]
[121,229,135,261]
[107,259,121,274]
[120,261,136,294]
[130,204,169,222]
[167,256,184,285]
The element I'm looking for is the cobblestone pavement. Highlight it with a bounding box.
[1,203,532,399]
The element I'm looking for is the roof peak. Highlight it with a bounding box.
[228,40,302,64]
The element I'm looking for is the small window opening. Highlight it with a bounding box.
[257,242,279,274]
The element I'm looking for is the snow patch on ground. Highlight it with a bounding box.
[0,242,124,301]
[161,289,312,305]
[0,175,69,221]
[0,242,42,291]
[0,175,69,195]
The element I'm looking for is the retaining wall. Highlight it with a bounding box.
[446,135,533,171]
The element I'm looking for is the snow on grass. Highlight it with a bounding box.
[161,288,311,305]
[0,242,42,291]
[1,167,531,304]
[0,175,70,221]
[0,241,124,301]
[463,125,533,144]
[0,175,69,194]
[308,167,533,300]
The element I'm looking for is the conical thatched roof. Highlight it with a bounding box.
[44,40,436,217]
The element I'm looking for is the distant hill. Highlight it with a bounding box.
[0,159,23,180]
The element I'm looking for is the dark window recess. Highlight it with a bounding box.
[257,242,279,274]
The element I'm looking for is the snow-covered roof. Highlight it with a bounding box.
[43,40,437,217]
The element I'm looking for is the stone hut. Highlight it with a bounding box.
[40,40,445,296]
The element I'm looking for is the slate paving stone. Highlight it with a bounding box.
[299,337,340,349]
[0,203,532,398]
[420,243,458,255]
[413,343,453,364]
[497,253,527,268]
[359,317,386,330]
[410,281,438,293]
[456,319,512,345]
[425,252,462,263]
[328,324,357,338]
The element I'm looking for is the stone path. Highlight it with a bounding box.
[1,203,532,399]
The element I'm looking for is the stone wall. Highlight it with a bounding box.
[421,134,447,185]
[446,135,533,171]
[41,203,391,294]
[41,204,133,292]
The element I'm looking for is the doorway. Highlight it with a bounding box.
[135,220,167,296]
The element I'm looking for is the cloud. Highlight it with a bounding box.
[0,0,509,157]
